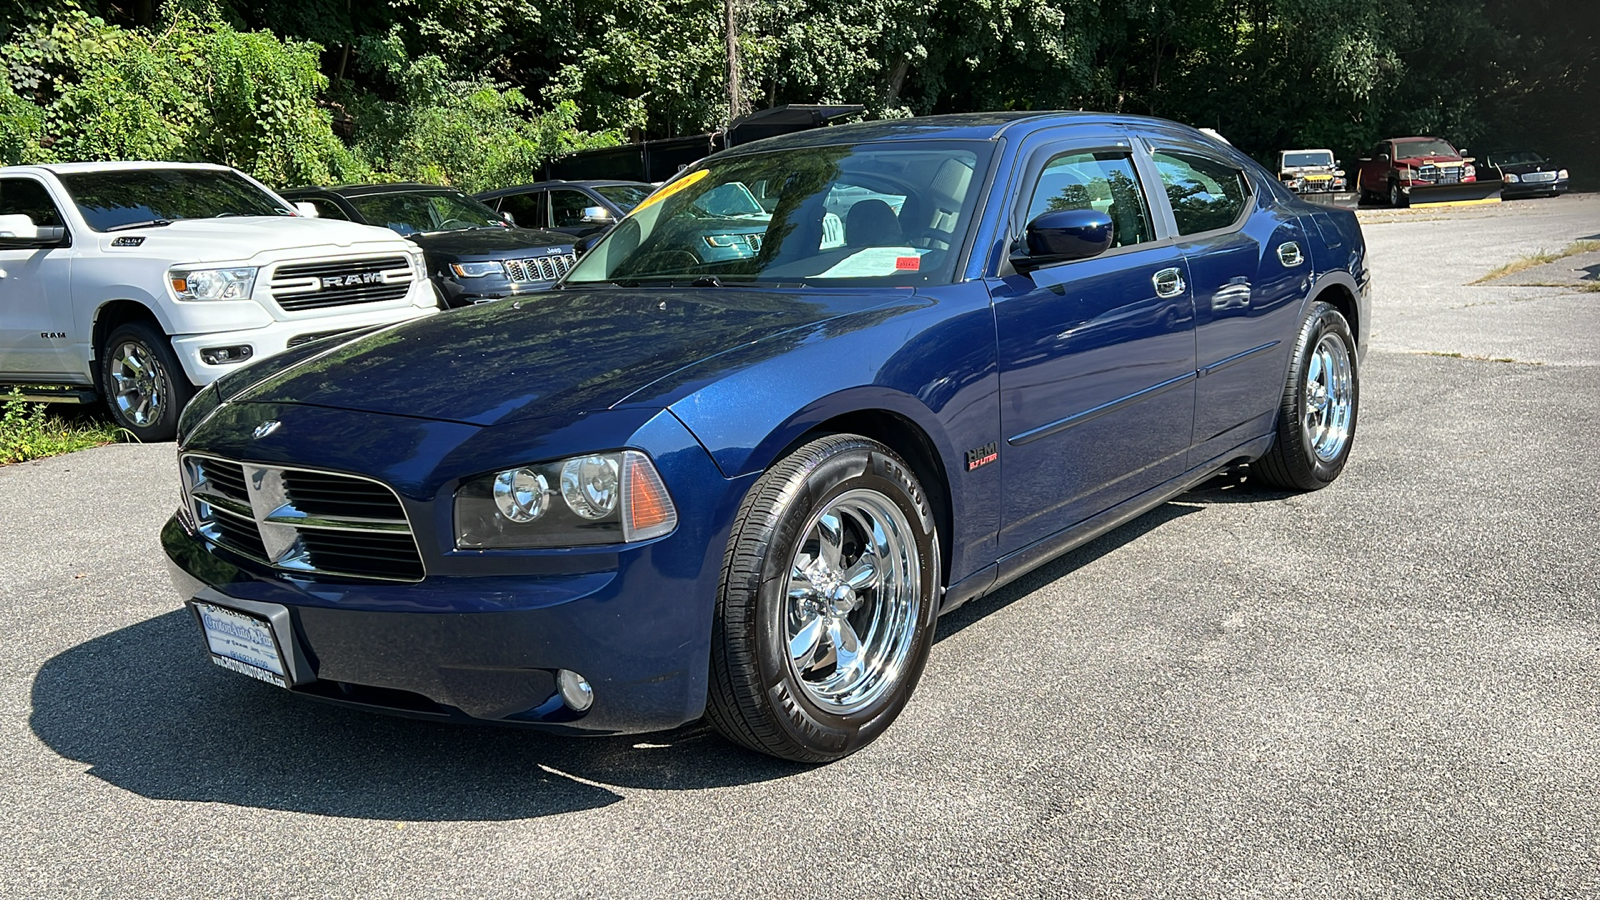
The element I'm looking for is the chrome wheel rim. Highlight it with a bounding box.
[109,341,165,427]
[1304,333,1354,462]
[783,488,922,715]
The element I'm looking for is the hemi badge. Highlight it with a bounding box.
[965,442,998,471]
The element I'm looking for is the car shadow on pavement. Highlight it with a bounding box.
[935,472,1289,640]
[29,611,805,821]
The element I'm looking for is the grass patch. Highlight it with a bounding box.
[0,390,124,465]
[1472,240,1600,284]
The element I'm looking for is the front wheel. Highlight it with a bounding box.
[100,321,193,443]
[1253,301,1359,491]
[706,434,940,763]
[1388,180,1408,208]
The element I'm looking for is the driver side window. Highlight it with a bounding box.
[0,178,66,228]
[1024,151,1152,248]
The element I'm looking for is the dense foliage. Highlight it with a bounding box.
[1,0,1594,189]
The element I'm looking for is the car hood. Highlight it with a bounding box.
[224,287,901,426]
[1497,160,1557,174]
[405,226,574,258]
[94,216,407,261]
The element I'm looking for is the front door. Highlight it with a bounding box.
[989,144,1197,556]
[0,176,76,380]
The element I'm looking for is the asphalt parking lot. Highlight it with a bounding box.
[2,194,1598,899]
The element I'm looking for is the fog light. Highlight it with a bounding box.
[200,345,253,365]
[556,669,593,712]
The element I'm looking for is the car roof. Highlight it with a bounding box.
[12,161,236,175]
[476,180,654,199]
[715,110,1219,156]
[283,183,468,198]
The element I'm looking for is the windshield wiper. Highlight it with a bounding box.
[106,219,172,232]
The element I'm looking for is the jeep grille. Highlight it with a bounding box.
[504,253,577,284]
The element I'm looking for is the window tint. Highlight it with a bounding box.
[1025,151,1151,248]
[550,189,592,228]
[497,192,545,228]
[1152,151,1248,235]
[0,178,65,227]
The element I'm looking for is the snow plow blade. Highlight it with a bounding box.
[1407,181,1502,206]
[1303,191,1358,209]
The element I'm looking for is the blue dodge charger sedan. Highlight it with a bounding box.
[164,112,1369,762]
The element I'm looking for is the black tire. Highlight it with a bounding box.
[100,321,193,443]
[1388,180,1408,208]
[1254,301,1359,491]
[706,434,940,763]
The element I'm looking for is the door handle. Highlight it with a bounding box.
[1278,241,1304,268]
[1152,267,1186,298]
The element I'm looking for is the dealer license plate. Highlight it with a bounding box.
[194,602,288,688]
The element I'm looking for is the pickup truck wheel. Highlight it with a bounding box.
[1253,301,1358,491]
[706,435,940,763]
[1388,180,1408,208]
[101,322,192,443]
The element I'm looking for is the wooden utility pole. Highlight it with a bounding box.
[725,0,748,126]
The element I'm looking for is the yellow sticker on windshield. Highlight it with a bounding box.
[630,169,709,215]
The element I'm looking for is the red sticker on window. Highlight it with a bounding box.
[895,256,920,271]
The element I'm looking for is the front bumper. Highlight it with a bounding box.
[162,402,742,735]
[171,300,437,386]
[436,273,560,308]
[1501,177,1569,198]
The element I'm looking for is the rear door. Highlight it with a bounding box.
[1145,143,1307,464]
[0,176,76,379]
[988,132,1197,556]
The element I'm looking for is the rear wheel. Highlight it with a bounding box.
[100,321,192,443]
[1253,301,1359,491]
[706,434,940,763]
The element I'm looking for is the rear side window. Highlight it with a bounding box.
[1024,151,1152,248]
[497,192,545,229]
[0,178,65,227]
[1152,150,1249,235]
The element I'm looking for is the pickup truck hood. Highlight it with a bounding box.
[1394,154,1463,166]
[95,216,408,262]
[226,287,897,426]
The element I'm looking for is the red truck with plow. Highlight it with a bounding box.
[1354,136,1502,207]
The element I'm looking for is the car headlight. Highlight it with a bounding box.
[450,261,505,278]
[1558,169,1569,179]
[454,450,678,549]
[1503,173,1520,183]
[170,267,257,301]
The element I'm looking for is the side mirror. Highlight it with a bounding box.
[574,225,614,256]
[1458,148,1469,157]
[0,213,65,247]
[1012,209,1113,273]
[1377,153,1390,162]
[293,202,320,218]
[580,205,614,224]
[501,210,517,227]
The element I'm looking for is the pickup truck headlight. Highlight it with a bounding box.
[450,261,505,278]
[170,267,258,301]
[454,450,677,549]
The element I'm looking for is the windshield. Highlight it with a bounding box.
[593,183,653,212]
[565,141,992,287]
[1394,139,1460,159]
[57,168,293,232]
[1283,151,1333,168]
[346,190,508,236]
[1494,151,1544,165]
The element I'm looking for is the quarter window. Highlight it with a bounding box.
[1152,151,1249,235]
[1024,151,1152,248]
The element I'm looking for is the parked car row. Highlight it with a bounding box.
[161,111,1372,763]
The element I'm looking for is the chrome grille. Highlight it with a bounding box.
[1417,164,1463,185]
[270,256,413,311]
[503,253,577,283]
[1522,170,1558,184]
[182,454,424,582]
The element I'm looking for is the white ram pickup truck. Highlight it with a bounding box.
[0,161,439,441]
